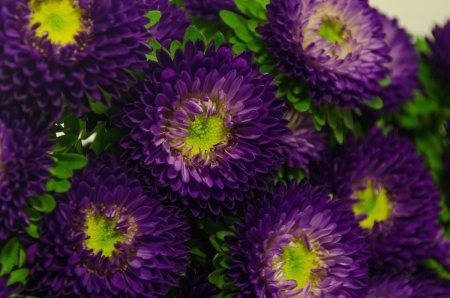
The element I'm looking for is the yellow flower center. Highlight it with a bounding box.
[353,181,391,229]
[181,114,230,157]
[318,18,347,44]
[277,238,319,290]
[28,0,85,45]
[83,213,129,258]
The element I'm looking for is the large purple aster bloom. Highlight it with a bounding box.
[226,181,369,297]
[26,153,189,297]
[257,0,390,109]
[0,0,151,116]
[178,262,219,298]
[0,265,22,298]
[183,0,239,21]
[146,0,191,48]
[0,106,53,239]
[318,128,441,272]
[281,108,326,172]
[366,273,412,297]
[116,40,287,217]
[426,21,450,84]
[374,12,419,113]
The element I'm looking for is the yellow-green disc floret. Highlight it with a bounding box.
[353,181,390,229]
[29,0,85,45]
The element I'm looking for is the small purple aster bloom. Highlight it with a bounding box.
[0,0,151,116]
[183,0,239,21]
[116,40,287,217]
[375,12,419,112]
[178,262,219,298]
[281,108,326,172]
[26,153,190,297]
[0,265,22,298]
[366,273,413,297]
[0,106,54,239]
[411,269,450,298]
[320,128,441,272]
[146,0,191,48]
[257,0,390,109]
[226,180,369,297]
[426,21,450,84]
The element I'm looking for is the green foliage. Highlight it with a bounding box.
[145,10,162,29]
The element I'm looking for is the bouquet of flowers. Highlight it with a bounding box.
[1,0,450,297]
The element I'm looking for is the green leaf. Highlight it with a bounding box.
[364,96,384,110]
[18,246,26,268]
[209,235,223,253]
[219,11,247,30]
[208,268,228,289]
[23,206,41,221]
[342,109,354,129]
[24,223,39,238]
[145,11,162,29]
[51,134,78,152]
[216,231,233,241]
[90,98,109,114]
[7,268,28,286]
[334,120,344,144]
[45,178,71,193]
[190,247,207,258]
[48,162,73,179]
[327,106,339,129]
[0,238,19,274]
[27,194,55,213]
[54,153,88,170]
[293,100,310,112]
[147,39,162,61]
[235,26,253,42]
[213,32,226,50]
[183,25,199,45]
[213,253,234,269]
[379,77,392,87]
[169,40,183,58]
[101,128,129,144]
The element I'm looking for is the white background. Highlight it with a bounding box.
[370,0,450,36]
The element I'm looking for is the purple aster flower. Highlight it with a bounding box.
[281,108,326,172]
[146,0,191,48]
[425,21,450,84]
[257,0,390,109]
[0,106,54,239]
[178,262,219,298]
[366,273,413,297]
[0,265,22,298]
[319,128,441,272]
[374,12,419,113]
[410,269,450,298]
[0,0,151,117]
[183,0,239,21]
[226,181,369,297]
[116,40,287,217]
[26,153,190,297]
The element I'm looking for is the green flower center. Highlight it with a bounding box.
[318,18,347,44]
[182,114,229,157]
[28,0,85,45]
[353,182,391,229]
[83,213,129,258]
[277,238,319,290]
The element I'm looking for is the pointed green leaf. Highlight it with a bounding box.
[27,194,55,213]
[147,39,162,61]
[327,106,339,129]
[45,178,71,193]
[53,153,88,170]
[0,238,19,274]
[364,96,384,110]
[219,11,247,29]
[7,268,28,286]
[235,26,253,42]
[216,231,234,241]
[23,206,41,221]
[334,120,344,144]
[18,246,26,268]
[183,25,199,45]
[48,162,73,179]
[378,77,392,87]
[24,223,39,238]
[342,109,354,129]
[145,10,162,29]
[208,268,228,289]
[293,100,310,112]
[169,40,183,58]
[213,32,226,50]
[209,235,223,253]
[101,128,129,144]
